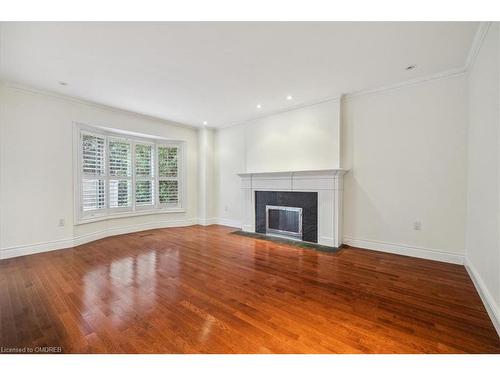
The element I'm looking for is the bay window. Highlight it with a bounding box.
[75,124,184,223]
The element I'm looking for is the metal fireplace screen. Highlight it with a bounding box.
[265,205,303,240]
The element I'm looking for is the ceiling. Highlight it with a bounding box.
[0,22,478,128]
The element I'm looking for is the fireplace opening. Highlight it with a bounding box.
[255,191,317,243]
[265,205,303,240]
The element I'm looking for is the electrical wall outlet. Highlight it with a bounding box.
[413,221,422,231]
[58,218,65,227]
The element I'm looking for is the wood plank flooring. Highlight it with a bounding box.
[0,225,498,353]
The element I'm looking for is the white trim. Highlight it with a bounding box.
[215,218,242,228]
[1,22,489,132]
[198,218,242,228]
[239,170,346,247]
[198,218,217,226]
[464,22,492,71]
[343,236,465,265]
[0,219,198,260]
[218,23,491,127]
[237,168,347,177]
[0,238,75,261]
[219,96,341,129]
[1,81,198,129]
[219,68,467,129]
[319,236,334,247]
[76,208,186,225]
[464,259,500,337]
[0,218,243,260]
[344,67,467,100]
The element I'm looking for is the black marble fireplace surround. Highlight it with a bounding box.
[255,191,318,243]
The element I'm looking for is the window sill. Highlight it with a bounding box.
[75,207,186,225]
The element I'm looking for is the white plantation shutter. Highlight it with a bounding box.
[158,145,180,207]
[81,133,106,213]
[108,139,132,210]
[109,139,131,176]
[82,179,105,211]
[77,125,183,223]
[135,143,155,208]
[82,133,105,175]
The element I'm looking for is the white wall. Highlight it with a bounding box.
[198,127,216,223]
[245,100,341,173]
[215,79,469,264]
[342,74,468,261]
[0,84,199,258]
[465,23,500,332]
[214,98,341,225]
[213,124,246,226]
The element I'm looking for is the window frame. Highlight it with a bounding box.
[74,122,185,225]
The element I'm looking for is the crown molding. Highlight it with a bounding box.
[220,23,491,125]
[0,80,199,130]
[344,22,492,101]
[218,95,341,129]
[343,67,467,100]
[3,22,490,131]
[217,65,466,128]
[465,22,492,71]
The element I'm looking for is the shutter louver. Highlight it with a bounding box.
[81,133,106,212]
[109,140,131,177]
[158,145,179,206]
[109,140,132,209]
[82,134,105,175]
[135,144,155,207]
[135,144,153,177]
[135,180,154,206]
[159,146,178,178]
[82,179,105,211]
[159,180,178,204]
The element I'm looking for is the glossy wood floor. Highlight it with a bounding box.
[0,225,498,353]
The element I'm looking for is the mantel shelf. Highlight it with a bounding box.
[237,168,348,178]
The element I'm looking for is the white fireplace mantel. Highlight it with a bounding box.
[237,169,347,247]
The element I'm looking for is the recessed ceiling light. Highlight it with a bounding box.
[256,104,262,109]
[58,81,68,86]
[286,95,293,101]
[203,121,208,126]
[405,65,417,71]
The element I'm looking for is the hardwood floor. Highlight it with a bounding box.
[0,225,498,353]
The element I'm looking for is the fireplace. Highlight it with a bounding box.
[255,191,318,243]
[238,169,346,247]
[266,205,303,240]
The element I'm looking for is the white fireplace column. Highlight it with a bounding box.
[238,169,347,247]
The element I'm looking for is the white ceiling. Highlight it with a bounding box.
[0,22,478,128]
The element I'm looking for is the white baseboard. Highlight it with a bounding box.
[464,259,500,337]
[0,217,246,261]
[197,218,241,228]
[0,218,198,260]
[319,236,335,247]
[197,218,217,226]
[343,237,465,265]
[214,218,242,228]
[0,237,76,260]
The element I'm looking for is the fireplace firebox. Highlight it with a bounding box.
[255,191,318,243]
[266,205,303,240]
